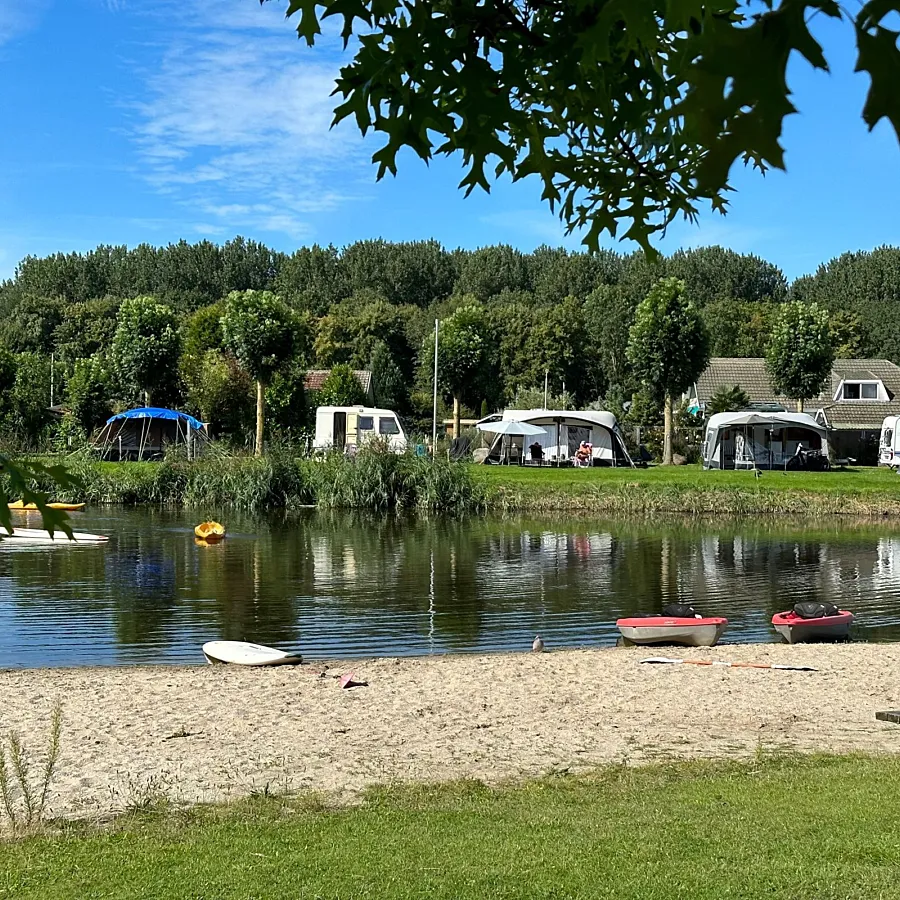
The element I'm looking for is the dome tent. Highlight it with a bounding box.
[93,407,209,461]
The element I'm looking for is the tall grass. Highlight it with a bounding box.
[1,447,484,514]
[0,703,62,835]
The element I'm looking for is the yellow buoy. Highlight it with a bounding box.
[194,521,225,542]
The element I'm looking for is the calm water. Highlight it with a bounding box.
[2,508,900,668]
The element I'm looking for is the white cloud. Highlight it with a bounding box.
[129,2,370,241]
[0,0,50,47]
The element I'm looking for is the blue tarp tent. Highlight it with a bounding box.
[105,407,205,430]
[95,407,208,461]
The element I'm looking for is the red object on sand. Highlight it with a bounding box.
[339,672,356,689]
[771,610,853,643]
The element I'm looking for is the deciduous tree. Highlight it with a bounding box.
[627,278,710,465]
[426,303,498,437]
[766,302,834,412]
[221,290,298,455]
[110,296,181,405]
[66,355,112,437]
[318,363,367,406]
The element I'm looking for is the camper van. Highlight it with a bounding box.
[314,406,408,454]
[879,415,900,466]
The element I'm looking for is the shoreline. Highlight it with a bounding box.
[3,643,900,821]
[10,455,900,517]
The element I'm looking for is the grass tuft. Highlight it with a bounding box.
[0,702,62,835]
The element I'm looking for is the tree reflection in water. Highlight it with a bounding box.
[1,510,900,666]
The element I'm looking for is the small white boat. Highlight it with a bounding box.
[202,640,303,667]
[616,616,728,647]
[0,526,108,544]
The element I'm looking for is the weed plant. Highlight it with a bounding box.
[0,703,62,834]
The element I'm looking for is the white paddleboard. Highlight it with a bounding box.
[202,640,303,667]
[0,526,108,544]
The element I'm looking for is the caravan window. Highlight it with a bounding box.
[358,416,374,431]
[379,417,400,435]
[884,428,893,448]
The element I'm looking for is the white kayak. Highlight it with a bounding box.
[0,526,108,544]
[202,640,303,667]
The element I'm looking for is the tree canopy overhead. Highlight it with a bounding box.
[270,0,900,253]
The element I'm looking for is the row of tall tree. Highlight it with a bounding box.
[0,239,894,452]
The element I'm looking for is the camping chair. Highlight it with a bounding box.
[734,439,757,470]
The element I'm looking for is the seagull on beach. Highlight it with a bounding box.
[532,635,545,653]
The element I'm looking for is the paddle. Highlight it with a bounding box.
[640,656,817,672]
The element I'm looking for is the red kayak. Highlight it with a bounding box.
[616,616,728,647]
[772,610,853,643]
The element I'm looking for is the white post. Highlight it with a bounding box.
[432,318,439,458]
[543,370,548,409]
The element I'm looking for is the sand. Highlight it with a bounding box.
[2,643,900,820]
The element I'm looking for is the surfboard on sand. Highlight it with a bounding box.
[202,640,303,667]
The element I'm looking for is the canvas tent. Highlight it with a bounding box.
[477,409,634,466]
[702,411,828,470]
[94,407,209,461]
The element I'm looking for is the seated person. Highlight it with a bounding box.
[574,441,592,467]
[529,441,544,462]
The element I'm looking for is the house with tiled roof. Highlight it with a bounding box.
[303,369,374,402]
[689,358,900,464]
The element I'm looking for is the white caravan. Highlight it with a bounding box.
[314,406,408,453]
[879,415,900,466]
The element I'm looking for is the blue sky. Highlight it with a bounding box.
[1,1,898,282]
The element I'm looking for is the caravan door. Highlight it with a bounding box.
[333,411,347,450]
[880,416,899,466]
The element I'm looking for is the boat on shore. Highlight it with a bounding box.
[202,640,302,666]
[616,616,728,647]
[9,500,86,512]
[772,609,853,643]
[0,526,108,544]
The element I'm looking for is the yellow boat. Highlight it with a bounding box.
[194,521,225,542]
[9,500,86,512]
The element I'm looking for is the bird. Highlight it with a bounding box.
[532,635,545,653]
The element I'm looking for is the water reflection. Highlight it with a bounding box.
[2,509,900,667]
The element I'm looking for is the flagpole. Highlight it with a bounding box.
[432,318,439,458]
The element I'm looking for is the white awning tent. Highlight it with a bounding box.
[702,411,828,470]
[476,409,634,467]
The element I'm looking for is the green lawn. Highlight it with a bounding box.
[4,756,900,899]
[474,462,900,493]
[473,463,900,514]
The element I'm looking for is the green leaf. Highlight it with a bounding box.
[855,21,900,140]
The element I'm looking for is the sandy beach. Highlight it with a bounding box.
[2,643,900,820]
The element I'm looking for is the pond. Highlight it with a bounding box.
[2,508,900,668]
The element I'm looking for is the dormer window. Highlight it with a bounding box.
[835,379,886,401]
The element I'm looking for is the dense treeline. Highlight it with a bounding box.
[0,237,896,450]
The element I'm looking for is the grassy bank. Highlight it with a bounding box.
[7,452,900,516]
[5,451,486,514]
[476,463,900,515]
[4,755,900,898]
